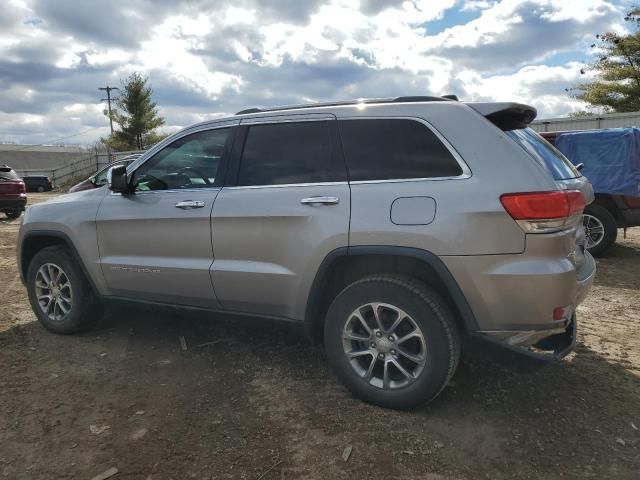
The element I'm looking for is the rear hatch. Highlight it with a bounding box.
[469,103,593,272]
[0,167,26,199]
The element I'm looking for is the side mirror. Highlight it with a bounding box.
[88,176,96,185]
[575,162,584,172]
[107,165,131,193]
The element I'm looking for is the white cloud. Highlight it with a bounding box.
[460,1,496,11]
[0,0,629,144]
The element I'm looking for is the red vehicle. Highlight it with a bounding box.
[68,155,140,193]
[0,165,27,219]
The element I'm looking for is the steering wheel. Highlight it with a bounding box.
[175,166,211,185]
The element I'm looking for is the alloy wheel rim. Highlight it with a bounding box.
[342,302,427,390]
[35,263,73,321]
[583,214,605,249]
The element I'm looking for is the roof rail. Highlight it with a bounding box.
[235,95,458,115]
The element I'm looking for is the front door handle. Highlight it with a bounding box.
[300,196,340,206]
[175,200,205,209]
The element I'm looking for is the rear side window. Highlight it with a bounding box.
[238,121,338,186]
[506,128,580,180]
[338,119,463,181]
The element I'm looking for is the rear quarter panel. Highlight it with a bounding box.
[341,102,558,255]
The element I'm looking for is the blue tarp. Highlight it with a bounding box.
[554,128,640,197]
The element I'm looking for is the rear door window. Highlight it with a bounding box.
[237,121,341,186]
[506,128,580,180]
[338,119,463,181]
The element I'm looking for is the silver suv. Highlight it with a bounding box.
[17,97,596,409]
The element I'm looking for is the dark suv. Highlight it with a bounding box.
[0,165,27,218]
[22,175,53,192]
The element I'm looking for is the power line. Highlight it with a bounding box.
[99,86,119,135]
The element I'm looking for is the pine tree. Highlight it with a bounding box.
[571,8,640,112]
[104,73,166,150]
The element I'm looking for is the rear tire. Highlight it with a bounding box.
[36,186,45,192]
[5,210,22,219]
[26,246,102,334]
[583,204,617,257]
[324,274,460,409]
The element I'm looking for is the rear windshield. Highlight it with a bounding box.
[0,167,19,180]
[506,128,580,180]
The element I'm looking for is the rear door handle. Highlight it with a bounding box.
[300,196,339,206]
[175,200,205,209]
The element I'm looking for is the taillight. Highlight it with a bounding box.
[500,190,585,233]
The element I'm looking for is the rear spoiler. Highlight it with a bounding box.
[467,102,537,130]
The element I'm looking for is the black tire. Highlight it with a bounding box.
[36,186,45,192]
[583,204,617,257]
[26,246,102,334]
[324,274,461,409]
[5,210,22,219]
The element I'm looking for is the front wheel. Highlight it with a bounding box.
[583,204,617,257]
[324,275,461,409]
[26,246,102,334]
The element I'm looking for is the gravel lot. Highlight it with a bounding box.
[1,192,639,479]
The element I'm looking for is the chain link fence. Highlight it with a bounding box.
[14,150,144,187]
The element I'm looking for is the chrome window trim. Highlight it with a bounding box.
[109,187,222,197]
[339,116,472,183]
[224,181,348,191]
[119,114,471,192]
[349,176,471,185]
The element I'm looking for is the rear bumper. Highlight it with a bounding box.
[478,313,578,360]
[0,198,27,211]
[442,231,596,360]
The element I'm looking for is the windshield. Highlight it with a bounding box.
[506,128,580,180]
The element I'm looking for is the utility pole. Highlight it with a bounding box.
[99,86,119,135]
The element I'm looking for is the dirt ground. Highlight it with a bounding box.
[1,192,639,479]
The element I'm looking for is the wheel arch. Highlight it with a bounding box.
[305,246,479,340]
[20,231,99,294]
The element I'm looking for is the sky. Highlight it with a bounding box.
[0,0,633,146]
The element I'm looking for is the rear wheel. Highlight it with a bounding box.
[5,210,22,219]
[324,275,460,409]
[583,204,617,256]
[36,185,45,192]
[26,246,102,334]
